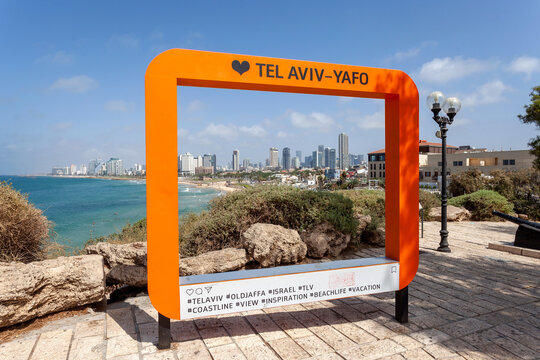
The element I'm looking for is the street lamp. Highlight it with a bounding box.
[427,91,461,252]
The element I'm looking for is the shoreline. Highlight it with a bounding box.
[177,179,239,193]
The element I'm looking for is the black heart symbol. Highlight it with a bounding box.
[232,60,250,75]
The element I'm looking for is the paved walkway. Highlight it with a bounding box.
[1,221,539,360]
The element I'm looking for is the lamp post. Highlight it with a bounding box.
[427,92,461,252]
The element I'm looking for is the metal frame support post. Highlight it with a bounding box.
[395,286,408,323]
[158,313,171,349]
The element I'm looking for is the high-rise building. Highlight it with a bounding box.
[312,150,319,168]
[180,153,195,175]
[106,158,123,176]
[338,133,349,170]
[317,145,324,168]
[242,159,250,168]
[269,147,278,168]
[324,147,331,168]
[203,154,213,168]
[329,148,337,169]
[232,150,240,171]
[211,154,217,173]
[296,150,302,162]
[292,157,300,169]
[304,155,312,168]
[283,147,291,170]
[80,164,87,175]
[88,158,102,175]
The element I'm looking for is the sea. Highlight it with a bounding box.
[0,176,219,249]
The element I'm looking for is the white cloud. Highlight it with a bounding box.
[239,125,266,137]
[385,41,437,62]
[509,56,540,78]
[38,50,73,65]
[110,34,139,48]
[105,100,133,112]
[178,128,190,138]
[418,56,495,83]
[50,75,98,93]
[187,99,204,113]
[349,111,385,129]
[462,80,508,107]
[202,123,238,139]
[337,97,354,104]
[289,110,335,131]
[277,131,288,138]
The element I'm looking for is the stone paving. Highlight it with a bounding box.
[1,221,539,360]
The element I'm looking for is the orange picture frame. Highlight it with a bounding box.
[145,49,419,319]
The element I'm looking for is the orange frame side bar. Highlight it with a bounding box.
[145,49,419,319]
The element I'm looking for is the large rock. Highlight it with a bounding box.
[180,248,249,276]
[355,214,372,233]
[86,242,147,287]
[363,227,385,247]
[0,255,105,328]
[301,222,351,258]
[242,223,307,267]
[429,205,471,222]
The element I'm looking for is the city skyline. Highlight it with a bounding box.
[1,2,538,174]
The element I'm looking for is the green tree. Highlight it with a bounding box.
[518,86,540,169]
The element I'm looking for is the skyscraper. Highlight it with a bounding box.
[312,150,319,168]
[283,147,291,170]
[203,154,213,167]
[296,150,302,162]
[232,150,240,171]
[242,159,250,168]
[324,147,330,168]
[211,154,217,173]
[338,133,349,170]
[180,153,195,175]
[318,145,324,167]
[106,158,123,176]
[329,148,337,169]
[269,147,278,168]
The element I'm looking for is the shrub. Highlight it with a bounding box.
[419,190,440,220]
[448,190,514,221]
[0,182,51,263]
[179,186,358,257]
[448,169,485,196]
[85,218,147,247]
[339,189,385,230]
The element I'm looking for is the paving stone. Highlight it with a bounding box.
[170,320,199,342]
[0,336,38,360]
[437,318,492,338]
[139,322,159,348]
[30,328,73,360]
[339,339,405,360]
[401,348,435,360]
[474,342,521,360]
[74,316,105,338]
[268,336,310,360]
[142,350,177,360]
[172,339,211,359]
[355,319,396,340]
[313,325,356,350]
[106,308,136,338]
[423,342,460,359]
[491,336,538,360]
[245,314,288,341]
[305,353,346,360]
[105,334,139,359]
[295,335,334,356]
[198,325,233,348]
[220,315,256,339]
[493,323,540,351]
[332,322,377,344]
[271,314,313,338]
[410,329,451,345]
[207,342,247,359]
[390,334,423,350]
[134,306,158,325]
[235,335,279,360]
[68,335,105,360]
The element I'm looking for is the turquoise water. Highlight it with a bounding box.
[0,176,219,248]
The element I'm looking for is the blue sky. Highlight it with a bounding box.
[1,1,539,174]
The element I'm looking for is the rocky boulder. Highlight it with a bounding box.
[363,227,385,247]
[180,248,249,276]
[0,255,105,328]
[429,205,471,222]
[242,223,307,267]
[301,222,351,258]
[354,214,372,233]
[86,242,147,287]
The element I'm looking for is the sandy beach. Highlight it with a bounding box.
[177,178,239,193]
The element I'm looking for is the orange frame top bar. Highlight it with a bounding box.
[145,49,419,319]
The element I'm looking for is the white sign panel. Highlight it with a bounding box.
[179,260,399,319]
